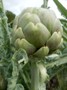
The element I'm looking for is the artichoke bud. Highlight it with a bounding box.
[24,22,50,48]
[34,46,49,58]
[13,7,63,54]
[14,27,25,39]
[32,8,39,14]
[37,9,56,33]
[52,19,63,34]
[19,7,33,16]
[18,13,40,29]
[12,27,25,43]
[57,38,63,48]
[14,38,20,48]
[13,16,18,27]
[47,32,61,50]
[15,38,36,55]
[20,7,38,15]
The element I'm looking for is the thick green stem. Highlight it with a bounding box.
[31,59,47,90]
[31,61,39,90]
[42,0,48,8]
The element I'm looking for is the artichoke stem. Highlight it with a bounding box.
[31,60,46,90]
[42,0,48,8]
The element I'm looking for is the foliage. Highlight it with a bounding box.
[53,0,67,18]
[48,0,67,90]
[0,0,67,90]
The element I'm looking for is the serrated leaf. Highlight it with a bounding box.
[0,0,10,57]
[53,0,67,18]
[7,49,28,90]
[45,54,67,68]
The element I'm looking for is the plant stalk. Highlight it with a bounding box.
[31,59,47,90]
[42,0,48,8]
[31,61,39,90]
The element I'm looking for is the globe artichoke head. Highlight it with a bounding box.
[12,7,63,58]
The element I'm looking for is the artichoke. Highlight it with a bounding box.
[12,7,63,58]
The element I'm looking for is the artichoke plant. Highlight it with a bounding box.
[11,7,63,58]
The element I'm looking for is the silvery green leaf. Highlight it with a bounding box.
[15,84,24,90]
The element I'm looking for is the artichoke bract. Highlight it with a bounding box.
[12,7,63,58]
